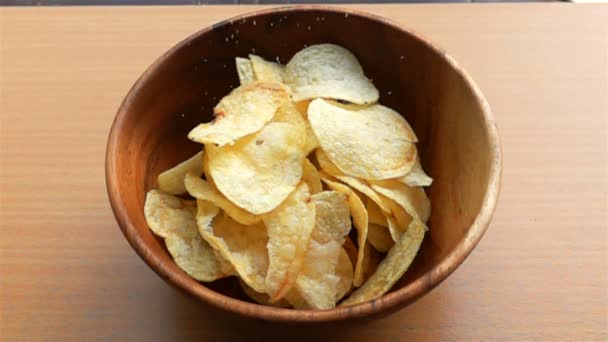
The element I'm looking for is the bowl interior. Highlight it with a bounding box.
[108,7,498,321]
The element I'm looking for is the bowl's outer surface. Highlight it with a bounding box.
[106,6,501,322]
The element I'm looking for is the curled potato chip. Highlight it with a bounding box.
[366,197,387,226]
[165,233,234,282]
[285,44,379,104]
[385,197,413,241]
[335,174,392,214]
[263,183,316,301]
[308,99,418,180]
[286,191,351,309]
[144,190,198,238]
[367,223,394,253]
[341,218,426,306]
[206,121,307,215]
[319,172,369,287]
[188,81,290,146]
[156,151,204,195]
[274,101,319,155]
[342,236,358,267]
[197,205,269,293]
[315,149,344,178]
[370,179,431,223]
[335,248,354,302]
[397,157,433,187]
[184,173,260,225]
[143,191,233,281]
[360,242,382,284]
[239,279,291,308]
[301,158,322,195]
[235,57,255,85]
[249,54,285,83]
[294,100,320,153]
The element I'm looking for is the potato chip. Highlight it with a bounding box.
[235,57,255,85]
[367,222,394,253]
[341,218,426,306]
[335,174,392,214]
[144,189,198,238]
[359,241,382,284]
[239,279,291,308]
[384,197,413,241]
[206,121,307,215]
[197,205,269,293]
[335,248,354,302]
[301,158,322,195]
[156,151,204,195]
[294,100,320,153]
[370,179,431,223]
[184,173,261,225]
[188,81,290,146]
[144,192,233,282]
[263,183,316,301]
[273,101,319,155]
[285,44,379,104]
[308,99,418,180]
[365,197,387,226]
[165,233,234,282]
[201,151,215,187]
[285,191,351,309]
[249,54,285,83]
[318,172,369,287]
[315,149,344,178]
[397,157,433,187]
[342,237,358,267]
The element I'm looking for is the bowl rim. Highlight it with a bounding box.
[105,5,502,322]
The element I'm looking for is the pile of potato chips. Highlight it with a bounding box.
[144,44,431,309]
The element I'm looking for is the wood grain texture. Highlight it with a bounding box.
[1,3,607,340]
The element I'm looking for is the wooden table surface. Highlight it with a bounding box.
[1,4,607,341]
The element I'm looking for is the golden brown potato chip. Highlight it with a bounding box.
[294,100,320,153]
[385,197,413,241]
[249,54,285,83]
[370,179,431,223]
[335,248,354,302]
[334,174,392,214]
[239,279,291,308]
[235,57,255,85]
[319,172,369,287]
[197,205,269,293]
[263,183,316,301]
[206,121,307,215]
[144,190,198,238]
[184,173,260,225]
[360,242,382,284]
[286,191,351,309]
[144,192,233,282]
[341,218,426,306]
[301,158,323,195]
[308,99,418,180]
[342,236,358,267]
[315,148,343,177]
[188,81,290,146]
[165,232,234,282]
[201,151,215,187]
[367,223,394,253]
[156,151,204,195]
[274,101,319,155]
[396,157,433,187]
[365,197,387,226]
[285,44,379,104]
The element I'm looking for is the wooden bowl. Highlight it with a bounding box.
[105,6,501,322]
